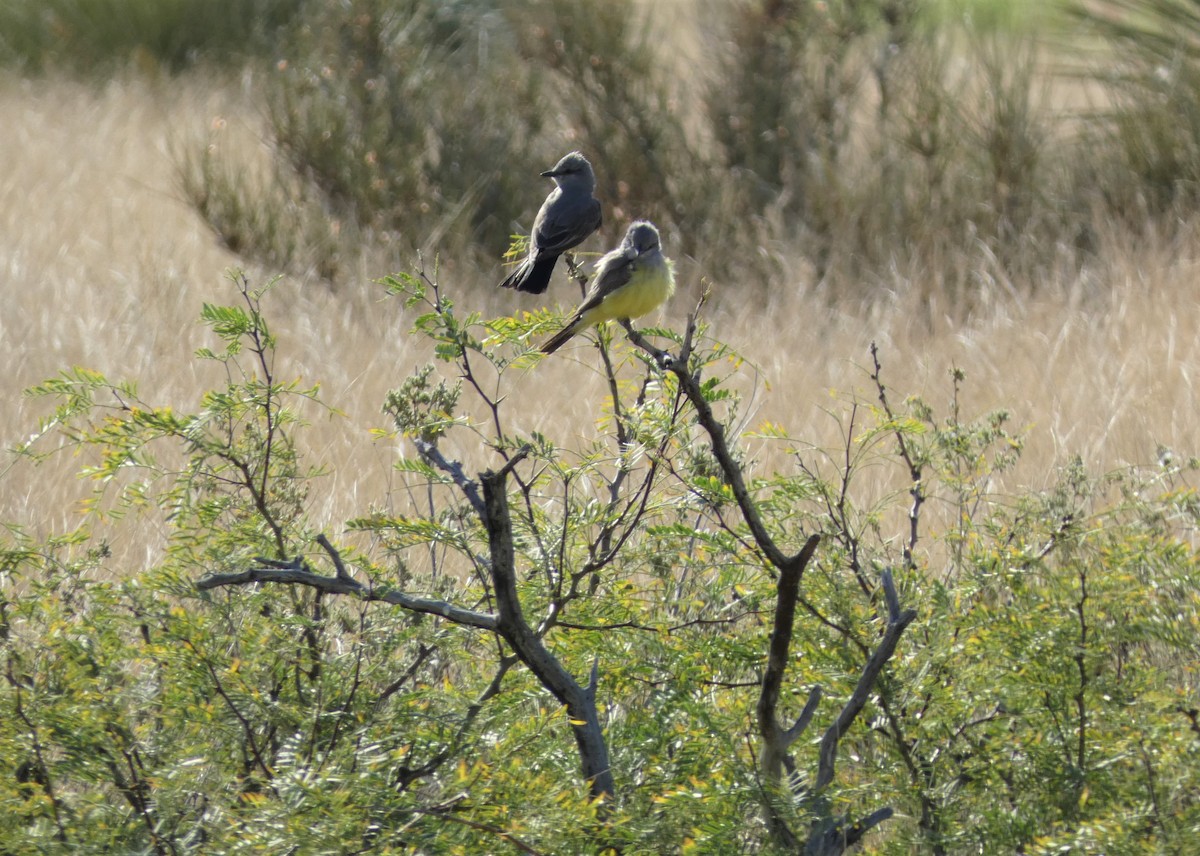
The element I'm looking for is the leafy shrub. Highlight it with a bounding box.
[704,1,1066,294]
[508,0,689,227]
[1068,0,1200,217]
[19,0,1200,302]
[2,271,1198,852]
[264,0,543,259]
[180,0,1083,296]
[0,0,307,73]
[177,134,345,281]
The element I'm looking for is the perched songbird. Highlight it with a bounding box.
[540,220,675,355]
[499,151,603,294]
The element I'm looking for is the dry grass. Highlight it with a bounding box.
[3,71,1199,568]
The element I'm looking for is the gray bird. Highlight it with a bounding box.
[499,151,603,294]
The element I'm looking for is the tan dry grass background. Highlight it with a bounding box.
[3,72,1200,567]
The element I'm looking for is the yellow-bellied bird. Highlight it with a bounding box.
[499,151,603,295]
[540,220,675,355]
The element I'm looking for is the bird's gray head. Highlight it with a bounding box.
[541,151,596,190]
[624,220,662,255]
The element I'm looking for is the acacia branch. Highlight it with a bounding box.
[870,343,923,571]
[624,315,915,854]
[622,316,797,572]
[785,686,824,745]
[353,438,618,804]
[408,802,549,856]
[758,534,823,786]
[9,677,69,843]
[480,468,615,803]
[197,559,498,631]
[199,446,615,807]
[393,655,518,792]
[414,437,485,518]
[815,568,917,792]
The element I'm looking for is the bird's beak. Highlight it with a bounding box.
[540,167,559,178]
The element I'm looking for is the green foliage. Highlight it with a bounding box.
[3,272,1199,852]
[510,0,688,226]
[171,0,1099,299]
[383,365,462,445]
[0,0,308,74]
[706,0,1060,289]
[261,0,544,263]
[177,139,344,281]
[1069,0,1200,217]
[15,0,1200,299]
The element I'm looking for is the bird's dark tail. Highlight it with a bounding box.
[539,316,582,354]
[500,255,558,294]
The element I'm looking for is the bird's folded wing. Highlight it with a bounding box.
[536,199,603,256]
[575,257,635,316]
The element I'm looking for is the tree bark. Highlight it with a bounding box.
[480,468,615,804]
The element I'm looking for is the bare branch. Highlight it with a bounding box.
[480,468,615,803]
[870,343,923,571]
[618,319,673,367]
[492,445,530,480]
[316,533,351,580]
[806,807,895,856]
[753,535,825,851]
[758,535,822,784]
[815,575,917,792]
[625,322,795,572]
[881,567,902,621]
[784,687,823,745]
[197,558,498,632]
[414,437,486,518]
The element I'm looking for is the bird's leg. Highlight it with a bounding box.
[564,252,590,298]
